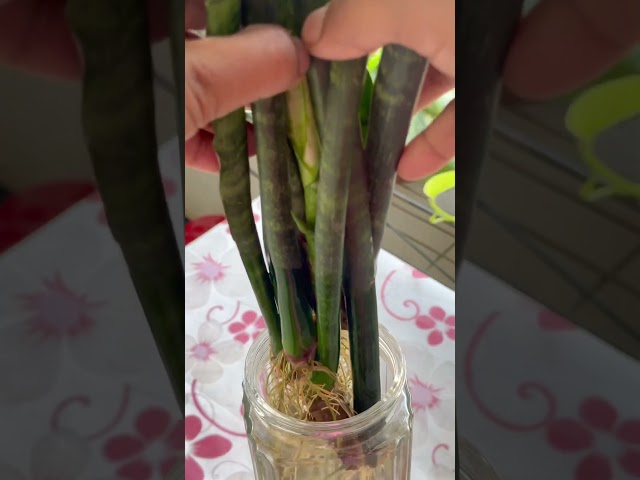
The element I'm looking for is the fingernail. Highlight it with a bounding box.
[291,36,310,76]
[302,5,328,45]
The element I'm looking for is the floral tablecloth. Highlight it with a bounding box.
[185,200,457,480]
[0,137,455,480]
[457,263,640,480]
[0,139,184,480]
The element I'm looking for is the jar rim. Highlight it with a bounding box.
[243,325,407,435]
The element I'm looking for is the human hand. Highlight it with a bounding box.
[185,25,309,172]
[0,0,202,78]
[302,0,455,181]
[503,0,640,100]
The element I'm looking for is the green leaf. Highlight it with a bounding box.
[367,48,383,81]
[359,69,375,144]
[406,109,433,144]
[292,211,315,239]
[425,88,455,117]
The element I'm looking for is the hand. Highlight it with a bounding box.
[503,0,640,100]
[0,0,201,78]
[185,25,309,172]
[302,0,455,181]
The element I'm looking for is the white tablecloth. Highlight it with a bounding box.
[0,139,184,479]
[457,263,640,480]
[185,200,456,480]
[0,137,455,479]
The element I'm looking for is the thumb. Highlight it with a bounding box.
[301,0,454,77]
[185,25,309,138]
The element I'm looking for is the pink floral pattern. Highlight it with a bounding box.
[102,407,182,480]
[20,273,102,340]
[538,309,576,331]
[228,310,266,344]
[185,415,232,480]
[0,273,141,404]
[401,343,455,432]
[186,321,243,384]
[410,375,443,412]
[416,306,455,346]
[192,254,227,284]
[412,269,429,279]
[546,397,640,479]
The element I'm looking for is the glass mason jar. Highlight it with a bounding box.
[242,325,413,479]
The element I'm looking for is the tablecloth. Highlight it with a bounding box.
[0,137,455,480]
[3,135,630,480]
[0,139,184,480]
[185,204,457,480]
[457,263,640,480]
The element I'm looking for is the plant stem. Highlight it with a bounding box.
[285,80,321,228]
[314,57,368,385]
[366,45,428,257]
[253,95,317,362]
[214,111,283,354]
[207,0,282,354]
[65,0,184,411]
[287,140,307,224]
[294,1,330,139]
[307,58,330,139]
[344,145,381,414]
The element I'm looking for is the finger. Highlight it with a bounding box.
[0,0,81,78]
[186,124,257,173]
[503,0,640,99]
[414,68,454,114]
[302,0,454,78]
[0,0,192,79]
[185,25,309,138]
[398,100,455,181]
[186,130,220,173]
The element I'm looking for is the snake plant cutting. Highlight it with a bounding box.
[209,0,429,420]
[66,0,185,414]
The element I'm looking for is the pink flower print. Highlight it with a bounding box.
[186,244,258,308]
[410,375,443,412]
[0,273,126,404]
[538,309,576,331]
[103,407,182,480]
[401,342,455,431]
[185,415,232,480]
[546,397,640,479]
[229,310,266,344]
[411,268,429,279]
[20,273,101,340]
[186,321,243,383]
[415,306,455,346]
[0,431,89,480]
[193,254,227,284]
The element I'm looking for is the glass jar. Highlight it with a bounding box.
[242,325,413,479]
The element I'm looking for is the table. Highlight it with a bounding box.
[0,139,184,480]
[185,198,456,480]
[0,138,455,479]
[457,262,640,480]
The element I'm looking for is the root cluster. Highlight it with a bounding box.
[266,332,355,422]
